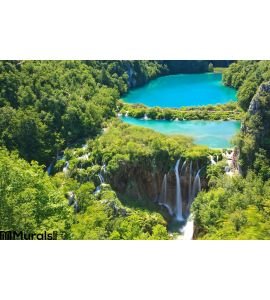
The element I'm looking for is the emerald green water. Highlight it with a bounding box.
[123,73,236,107]
[122,117,241,148]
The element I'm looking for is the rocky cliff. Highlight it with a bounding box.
[107,158,208,220]
[239,81,270,173]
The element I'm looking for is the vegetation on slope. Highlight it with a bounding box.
[0,60,166,165]
[192,169,270,240]
[191,61,270,239]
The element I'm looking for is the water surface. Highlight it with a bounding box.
[122,117,241,148]
[123,73,236,108]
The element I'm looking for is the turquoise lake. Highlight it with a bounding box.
[122,117,241,148]
[121,73,240,148]
[123,73,237,107]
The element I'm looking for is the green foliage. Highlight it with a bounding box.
[0,148,73,239]
[208,63,214,72]
[119,101,242,121]
[87,120,209,175]
[237,80,258,110]
[192,172,270,239]
[223,60,270,110]
[0,60,168,165]
[71,184,169,240]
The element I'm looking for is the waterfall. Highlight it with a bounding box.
[209,155,216,165]
[94,186,101,195]
[159,174,173,216]
[175,159,184,221]
[216,155,219,162]
[190,168,201,209]
[101,163,107,174]
[67,191,75,206]
[143,114,149,120]
[47,162,53,175]
[188,161,193,205]
[63,161,69,176]
[74,200,79,213]
[98,173,104,184]
[180,214,194,240]
[160,174,167,203]
[180,160,187,175]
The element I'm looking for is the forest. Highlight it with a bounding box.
[1,60,270,239]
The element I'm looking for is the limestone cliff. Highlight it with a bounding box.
[239,81,270,172]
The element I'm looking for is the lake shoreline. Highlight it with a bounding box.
[121,116,241,149]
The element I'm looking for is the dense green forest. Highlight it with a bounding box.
[1,60,270,239]
[192,60,270,239]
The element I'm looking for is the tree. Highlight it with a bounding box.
[208,63,214,72]
[0,148,73,239]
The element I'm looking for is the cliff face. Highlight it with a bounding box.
[246,81,270,139]
[239,81,270,171]
[107,159,207,219]
[248,82,270,114]
[124,60,235,88]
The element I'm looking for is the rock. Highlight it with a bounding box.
[248,81,270,114]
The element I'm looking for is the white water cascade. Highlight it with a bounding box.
[94,167,106,195]
[63,161,69,176]
[98,173,104,184]
[192,169,201,203]
[47,162,53,175]
[180,214,194,240]
[159,174,173,216]
[188,161,193,206]
[175,159,184,222]
[209,155,216,165]
[180,160,187,175]
[143,114,149,120]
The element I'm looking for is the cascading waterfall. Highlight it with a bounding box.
[159,174,173,216]
[98,173,104,184]
[180,160,187,175]
[209,155,216,165]
[191,169,201,206]
[94,167,106,195]
[188,160,193,206]
[158,158,203,239]
[47,162,53,175]
[175,159,184,222]
[101,163,106,173]
[143,114,149,120]
[63,161,69,176]
[163,174,167,203]
[180,214,194,240]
